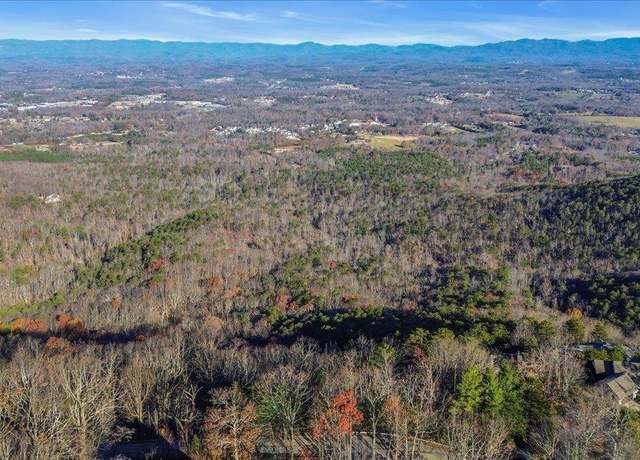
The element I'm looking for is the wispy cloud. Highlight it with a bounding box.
[76,28,98,33]
[282,10,300,19]
[278,10,386,28]
[562,29,640,40]
[445,15,640,44]
[538,0,561,11]
[369,0,407,8]
[162,2,256,22]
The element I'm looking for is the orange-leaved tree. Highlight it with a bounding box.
[312,389,363,460]
[56,313,87,339]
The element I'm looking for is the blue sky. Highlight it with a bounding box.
[1,1,639,46]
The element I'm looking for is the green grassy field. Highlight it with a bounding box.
[0,147,71,162]
[0,301,37,321]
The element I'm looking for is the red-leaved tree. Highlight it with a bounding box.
[312,389,363,459]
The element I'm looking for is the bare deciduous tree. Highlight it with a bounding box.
[120,354,157,424]
[444,413,510,460]
[60,352,118,459]
[530,388,629,460]
[521,345,584,402]
[204,383,260,460]
[358,360,395,460]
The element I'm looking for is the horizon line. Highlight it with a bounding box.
[1,36,639,49]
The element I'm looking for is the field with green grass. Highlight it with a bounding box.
[0,146,72,162]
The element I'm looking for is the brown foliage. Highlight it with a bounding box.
[204,384,260,460]
[110,297,122,309]
[10,317,48,335]
[44,336,74,354]
[203,275,223,293]
[275,293,299,313]
[341,293,358,305]
[223,286,242,300]
[56,313,87,338]
[148,257,167,274]
[56,313,72,327]
[203,314,225,335]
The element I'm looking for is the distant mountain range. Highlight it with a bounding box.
[1,38,639,65]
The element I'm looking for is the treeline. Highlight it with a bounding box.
[3,320,639,459]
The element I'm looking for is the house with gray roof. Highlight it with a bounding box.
[591,359,640,409]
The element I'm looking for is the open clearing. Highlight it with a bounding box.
[570,115,640,128]
[0,146,71,162]
[364,134,417,151]
[553,89,602,102]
